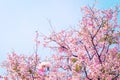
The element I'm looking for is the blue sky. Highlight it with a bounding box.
[0,0,120,75]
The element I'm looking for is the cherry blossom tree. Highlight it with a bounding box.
[43,6,120,80]
[1,5,120,80]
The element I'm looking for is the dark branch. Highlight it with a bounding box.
[84,67,92,80]
[84,45,92,60]
[91,37,102,64]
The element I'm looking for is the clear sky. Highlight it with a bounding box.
[0,0,120,75]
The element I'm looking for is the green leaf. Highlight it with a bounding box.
[100,35,117,44]
[107,36,118,44]
[99,37,107,42]
[75,64,82,72]
[101,21,107,27]
[71,58,77,63]
[111,40,118,44]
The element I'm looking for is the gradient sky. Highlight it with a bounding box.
[0,0,120,75]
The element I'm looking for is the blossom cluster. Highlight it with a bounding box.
[0,5,120,80]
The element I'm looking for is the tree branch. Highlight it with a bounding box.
[84,67,92,80]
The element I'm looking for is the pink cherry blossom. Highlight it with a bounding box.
[1,5,120,80]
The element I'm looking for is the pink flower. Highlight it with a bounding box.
[4,77,8,80]
[37,62,51,75]
[38,69,45,76]
[38,62,51,69]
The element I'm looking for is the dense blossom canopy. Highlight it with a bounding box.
[0,5,120,80]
